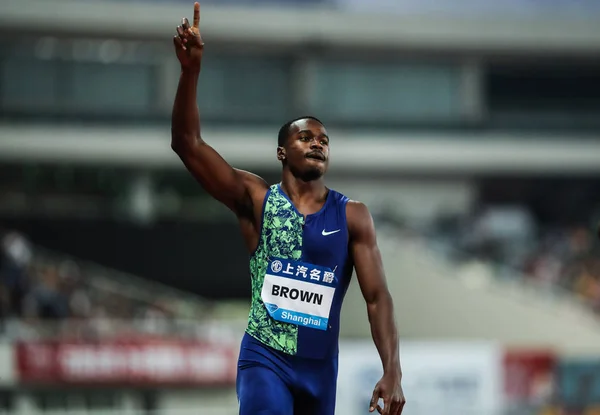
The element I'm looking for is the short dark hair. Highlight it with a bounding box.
[277,116,324,147]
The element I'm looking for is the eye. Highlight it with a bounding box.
[299,135,310,141]
[320,139,329,146]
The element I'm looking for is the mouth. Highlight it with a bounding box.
[305,152,326,162]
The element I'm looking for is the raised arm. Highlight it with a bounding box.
[171,3,267,215]
[347,201,405,415]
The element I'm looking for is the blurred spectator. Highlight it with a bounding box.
[0,226,210,340]
[59,260,92,318]
[384,207,600,318]
[0,231,32,320]
[23,265,69,319]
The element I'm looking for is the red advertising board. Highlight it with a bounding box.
[503,349,557,403]
[15,339,237,386]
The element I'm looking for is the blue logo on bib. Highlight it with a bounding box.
[264,303,279,313]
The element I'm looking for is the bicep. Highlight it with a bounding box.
[174,140,262,213]
[349,203,389,304]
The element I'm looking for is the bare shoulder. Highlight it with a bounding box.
[236,169,269,194]
[346,199,370,218]
[346,200,375,237]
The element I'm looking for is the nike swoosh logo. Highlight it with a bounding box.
[322,229,341,236]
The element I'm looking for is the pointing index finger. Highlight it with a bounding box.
[193,2,200,29]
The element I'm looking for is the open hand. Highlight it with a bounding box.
[173,2,204,70]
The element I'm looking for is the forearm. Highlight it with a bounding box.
[367,291,401,377]
[171,68,202,149]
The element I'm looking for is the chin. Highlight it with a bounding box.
[299,167,325,181]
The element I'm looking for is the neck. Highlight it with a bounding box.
[280,170,327,201]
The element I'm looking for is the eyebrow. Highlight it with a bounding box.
[298,130,329,140]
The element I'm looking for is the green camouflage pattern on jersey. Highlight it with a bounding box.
[246,184,303,355]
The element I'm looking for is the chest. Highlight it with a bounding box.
[263,200,348,265]
[302,212,348,261]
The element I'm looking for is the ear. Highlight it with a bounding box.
[277,146,286,161]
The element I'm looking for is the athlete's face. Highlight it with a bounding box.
[278,119,330,181]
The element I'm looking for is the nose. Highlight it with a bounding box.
[310,138,323,150]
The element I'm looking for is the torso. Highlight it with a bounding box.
[243,184,354,359]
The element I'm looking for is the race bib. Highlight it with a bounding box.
[261,258,337,331]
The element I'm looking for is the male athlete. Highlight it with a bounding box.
[171,3,405,414]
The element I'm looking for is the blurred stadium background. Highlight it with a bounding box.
[0,0,600,414]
